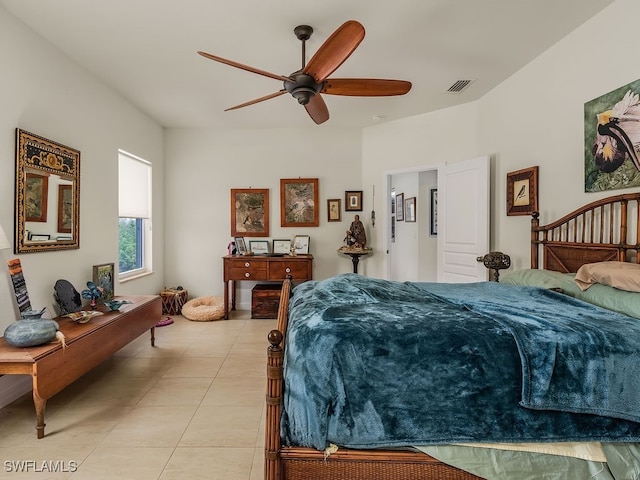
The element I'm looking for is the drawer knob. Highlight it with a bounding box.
[245,262,250,267]
[245,272,250,278]
[285,267,291,273]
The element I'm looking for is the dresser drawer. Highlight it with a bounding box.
[267,261,310,280]
[227,260,267,280]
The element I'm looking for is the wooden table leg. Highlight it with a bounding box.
[33,391,46,439]
[224,281,229,319]
[150,327,155,346]
[231,280,236,311]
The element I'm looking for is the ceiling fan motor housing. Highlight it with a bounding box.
[284,72,323,105]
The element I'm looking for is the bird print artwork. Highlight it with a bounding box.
[585,80,640,192]
[592,90,640,173]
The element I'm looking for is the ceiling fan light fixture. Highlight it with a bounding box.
[291,87,316,105]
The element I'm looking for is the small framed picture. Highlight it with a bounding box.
[272,239,291,254]
[345,191,363,212]
[93,263,115,301]
[430,188,438,236]
[405,197,416,222]
[396,193,405,221]
[29,234,51,241]
[293,235,310,254]
[506,166,538,216]
[249,240,270,255]
[234,237,247,254]
[327,198,341,222]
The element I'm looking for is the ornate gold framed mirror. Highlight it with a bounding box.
[15,129,80,253]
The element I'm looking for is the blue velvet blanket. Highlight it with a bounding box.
[282,274,640,450]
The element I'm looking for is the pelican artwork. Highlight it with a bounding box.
[592,90,640,173]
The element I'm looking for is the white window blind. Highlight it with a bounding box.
[118,150,151,219]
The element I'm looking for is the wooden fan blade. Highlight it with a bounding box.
[197,51,292,83]
[304,94,330,125]
[303,20,365,82]
[322,78,412,96]
[225,90,287,111]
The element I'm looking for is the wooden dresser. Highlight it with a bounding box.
[222,254,313,319]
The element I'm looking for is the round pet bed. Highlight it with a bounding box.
[181,296,225,321]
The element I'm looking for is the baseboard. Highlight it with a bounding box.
[0,375,32,409]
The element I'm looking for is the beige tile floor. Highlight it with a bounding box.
[0,311,276,480]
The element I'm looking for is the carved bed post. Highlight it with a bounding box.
[531,211,540,268]
[265,277,292,480]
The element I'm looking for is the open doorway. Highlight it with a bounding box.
[387,167,438,282]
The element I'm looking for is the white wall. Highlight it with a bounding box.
[0,7,165,404]
[477,0,640,271]
[363,0,639,277]
[163,127,363,308]
[362,103,481,278]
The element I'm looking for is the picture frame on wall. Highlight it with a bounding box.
[396,193,405,221]
[506,166,538,216]
[345,190,363,211]
[272,239,291,254]
[93,262,115,301]
[57,184,72,233]
[405,197,416,222]
[293,235,310,254]
[230,188,269,237]
[280,178,319,227]
[430,188,438,236]
[327,198,341,222]
[25,172,48,222]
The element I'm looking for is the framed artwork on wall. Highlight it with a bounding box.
[25,173,48,222]
[280,178,319,227]
[93,263,115,301]
[396,193,405,221]
[57,184,72,233]
[506,166,538,216]
[584,78,640,192]
[430,188,438,236]
[345,190,363,211]
[405,197,416,222]
[327,198,341,222]
[230,188,269,237]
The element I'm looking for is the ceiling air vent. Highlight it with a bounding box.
[446,79,475,93]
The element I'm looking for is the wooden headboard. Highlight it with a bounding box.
[531,193,640,272]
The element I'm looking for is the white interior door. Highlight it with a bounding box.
[437,155,490,282]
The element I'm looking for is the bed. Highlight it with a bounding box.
[264,192,640,480]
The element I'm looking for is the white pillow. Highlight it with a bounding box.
[574,261,640,292]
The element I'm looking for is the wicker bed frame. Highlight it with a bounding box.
[265,192,640,480]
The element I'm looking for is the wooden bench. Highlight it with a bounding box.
[0,295,161,438]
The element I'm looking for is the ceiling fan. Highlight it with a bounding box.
[197,20,412,125]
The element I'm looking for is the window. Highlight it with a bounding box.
[118,150,152,280]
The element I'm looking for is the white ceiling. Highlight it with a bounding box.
[1,0,613,129]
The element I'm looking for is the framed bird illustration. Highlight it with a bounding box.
[585,79,640,192]
[506,166,538,216]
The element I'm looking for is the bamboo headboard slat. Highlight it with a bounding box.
[531,193,640,272]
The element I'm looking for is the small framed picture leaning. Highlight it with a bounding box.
[272,239,291,254]
[293,235,310,254]
[93,263,115,301]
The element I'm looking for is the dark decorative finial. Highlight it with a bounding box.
[476,252,511,282]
